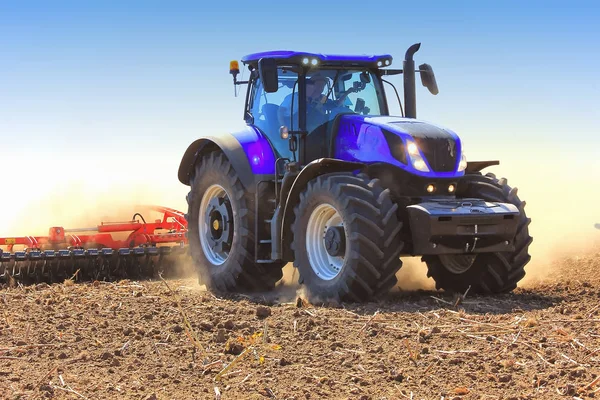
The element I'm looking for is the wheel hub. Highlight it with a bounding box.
[324,226,345,257]
[306,203,345,281]
[439,254,477,274]
[209,209,225,240]
[199,185,234,266]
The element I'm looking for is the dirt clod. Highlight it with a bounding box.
[329,342,343,350]
[224,339,244,355]
[256,305,272,319]
[223,319,235,330]
[279,358,292,366]
[39,384,53,393]
[214,328,227,343]
[391,371,404,382]
[199,320,214,331]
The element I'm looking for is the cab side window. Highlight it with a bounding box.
[248,68,298,160]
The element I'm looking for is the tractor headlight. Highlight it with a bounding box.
[406,140,430,172]
[407,141,419,156]
[458,151,467,172]
[413,158,429,172]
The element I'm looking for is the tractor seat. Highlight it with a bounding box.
[253,103,280,137]
[260,103,281,135]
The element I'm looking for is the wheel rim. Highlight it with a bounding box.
[198,184,233,266]
[306,203,345,281]
[439,254,477,274]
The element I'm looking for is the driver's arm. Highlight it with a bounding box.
[336,85,359,104]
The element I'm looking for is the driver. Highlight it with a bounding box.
[306,74,329,106]
[278,73,332,132]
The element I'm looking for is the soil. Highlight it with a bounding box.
[2,249,600,400]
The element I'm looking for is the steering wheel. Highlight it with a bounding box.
[333,81,367,107]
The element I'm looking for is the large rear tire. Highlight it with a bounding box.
[186,151,284,292]
[291,172,403,303]
[422,173,533,294]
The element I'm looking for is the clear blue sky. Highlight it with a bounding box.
[2,1,598,151]
[1,1,599,255]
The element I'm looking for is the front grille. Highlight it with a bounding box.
[413,137,457,172]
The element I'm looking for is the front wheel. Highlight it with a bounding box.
[423,173,533,294]
[291,173,403,303]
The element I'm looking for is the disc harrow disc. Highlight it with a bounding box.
[0,246,191,287]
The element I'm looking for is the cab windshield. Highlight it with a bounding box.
[279,69,385,133]
[249,67,386,159]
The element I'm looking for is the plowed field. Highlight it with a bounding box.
[2,248,600,400]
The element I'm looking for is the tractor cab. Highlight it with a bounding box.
[230,50,434,165]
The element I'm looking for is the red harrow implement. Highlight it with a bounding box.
[0,206,189,285]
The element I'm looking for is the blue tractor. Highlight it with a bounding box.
[177,43,533,302]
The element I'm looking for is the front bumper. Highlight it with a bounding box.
[406,198,519,255]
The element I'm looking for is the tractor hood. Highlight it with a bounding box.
[356,115,459,143]
[334,114,464,177]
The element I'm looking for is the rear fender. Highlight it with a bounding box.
[177,127,277,192]
[279,158,365,260]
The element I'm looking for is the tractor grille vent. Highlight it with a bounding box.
[413,137,457,172]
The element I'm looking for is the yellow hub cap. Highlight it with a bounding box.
[212,219,220,230]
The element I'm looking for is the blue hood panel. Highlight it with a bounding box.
[349,115,459,141]
[334,115,464,178]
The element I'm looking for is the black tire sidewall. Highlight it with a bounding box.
[293,188,352,294]
[187,156,247,287]
[424,173,532,294]
[292,172,401,302]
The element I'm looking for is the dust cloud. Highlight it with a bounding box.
[504,160,600,288]
[280,263,298,286]
[394,257,436,291]
[1,183,187,238]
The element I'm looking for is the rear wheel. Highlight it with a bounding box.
[423,173,533,294]
[186,151,284,292]
[291,172,403,303]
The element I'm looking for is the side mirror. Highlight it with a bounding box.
[419,63,439,95]
[258,58,279,93]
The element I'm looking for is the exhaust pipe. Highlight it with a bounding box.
[403,43,420,119]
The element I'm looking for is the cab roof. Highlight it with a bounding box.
[240,51,393,68]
